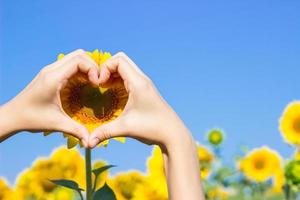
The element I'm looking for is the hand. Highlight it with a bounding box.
[0,49,99,147]
[89,52,192,149]
[89,52,204,200]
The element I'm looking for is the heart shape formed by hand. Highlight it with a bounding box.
[61,72,128,130]
[59,50,128,148]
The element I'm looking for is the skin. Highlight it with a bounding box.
[0,50,205,200]
[0,49,99,147]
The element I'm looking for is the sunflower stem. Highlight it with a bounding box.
[85,148,92,200]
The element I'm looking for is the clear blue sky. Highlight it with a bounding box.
[0,0,300,184]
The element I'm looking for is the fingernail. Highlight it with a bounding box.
[89,137,100,148]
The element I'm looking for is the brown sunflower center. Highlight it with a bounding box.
[80,85,117,118]
[63,83,119,124]
[254,159,265,170]
[293,117,300,133]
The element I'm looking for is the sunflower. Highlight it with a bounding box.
[239,146,282,182]
[15,146,85,199]
[279,101,300,146]
[272,169,285,193]
[58,49,128,148]
[207,187,232,200]
[0,178,13,199]
[146,146,169,199]
[207,128,224,146]
[197,144,214,180]
[108,171,146,200]
[295,149,300,160]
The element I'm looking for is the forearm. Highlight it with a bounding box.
[0,102,20,142]
[162,127,205,200]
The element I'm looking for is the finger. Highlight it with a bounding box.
[55,115,90,148]
[113,52,145,76]
[99,56,140,87]
[54,49,100,86]
[89,118,127,148]
[99,76,124,88]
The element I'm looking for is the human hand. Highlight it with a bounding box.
[89,52,193,150]
[0,49,100,147]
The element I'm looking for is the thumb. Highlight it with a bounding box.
[55,115,90,148]
[89,118,126,148]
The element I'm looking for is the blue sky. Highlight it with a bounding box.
[0,0,300,184]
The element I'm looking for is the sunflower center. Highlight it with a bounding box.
[293,117,300,133]
[254,159,265,170]
[80,85,117,119]
[65,83,119,124]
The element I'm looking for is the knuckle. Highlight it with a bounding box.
[116,56,126,64]
[100,128,111,141]
[116,51,127,57]
[39,66,50,76]
[136,77,153,90]
[40,70,56,85]
[75,49,85,55]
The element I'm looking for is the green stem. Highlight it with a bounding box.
[77,190,84,200]
[284,184,291,200]
[85,148,92,200]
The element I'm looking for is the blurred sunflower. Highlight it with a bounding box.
[14,146,85,199]
[207,128,224,146]
[47,49,128,148]
[198,144,214,180]
[0,178,13,199]
[279,101,300,146]
[239,146,282,182]
[295,149,300,160]
[146,146,169,199]
[272,169,285,193]
[47,187,76,200]
[207,186,232,200]
[92,160,111,190]
[108,171,146,200]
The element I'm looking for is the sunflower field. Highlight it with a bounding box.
[1,100,300,200]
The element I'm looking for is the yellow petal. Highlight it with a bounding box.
[92,49,100,65]
[113,137,126,143]
[57,53,65,60]
[67,136,79,149]
[100,139,109,147]
[99,87,108,94]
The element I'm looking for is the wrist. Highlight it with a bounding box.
[0,101,22,141]
[160,119,197,156]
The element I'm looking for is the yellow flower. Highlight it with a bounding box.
[15,146,85,199]
[207,187,232,200]
[197,144,214,180]
[272,169,285,193]
[239,146,282,182]
[58,49,128,148]
[279,101,300,145]
[207,128,224,145]
[92,160,110,190]
[295,149,300,160]
[146,146,168,199]
[108,171,146,200]
[130,146,168,200]
[47,187,76,200]
[0,178,13,199]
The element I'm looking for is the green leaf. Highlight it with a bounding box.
[92,165,116,177]
[93,183,116,200]
[50,179,84,191]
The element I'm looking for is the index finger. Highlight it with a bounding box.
[99,55,141,87]
[54,49,100,86]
